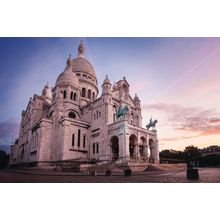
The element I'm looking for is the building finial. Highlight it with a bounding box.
[78,40,84,57]
[67,54,72,66]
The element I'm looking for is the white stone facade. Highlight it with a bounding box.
[10,42,159,168]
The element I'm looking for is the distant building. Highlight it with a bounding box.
[10,42,159,168]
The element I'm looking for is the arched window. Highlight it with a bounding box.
[82,88,86,97]
[77,129,81,147]
[72,134,75,146]
[96,143,99,153]
[96,110,98,119]
[113,105,117,122]
[92,92,95,100]
[70,91,73,100]
[83,135,86,148]
[88,89,91,99]
[73,93,77,101]
[63,90,66,99]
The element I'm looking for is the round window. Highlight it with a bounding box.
[68,111,76,119]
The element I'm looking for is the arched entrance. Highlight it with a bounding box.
[139,136,147,157]
[129,134,138,159]
[110,136,119,160]
[149,139,154,162]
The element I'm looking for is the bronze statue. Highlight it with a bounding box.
[146,117,158,130]
[116,105,128,119]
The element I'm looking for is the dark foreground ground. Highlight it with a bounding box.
[0,167,219,183]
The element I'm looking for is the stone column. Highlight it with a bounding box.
[67,86,71,100]
[152,131,159,163]
[154,140,159,163]
[119,119,129,163]
[149,146,153,163]
[144,145,148,162]
[135,144,139,160]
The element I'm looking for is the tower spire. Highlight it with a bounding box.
[78,40,85,57]
[67,54,72,65]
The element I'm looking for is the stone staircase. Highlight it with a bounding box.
[57,159,156,173]
[88,160,151,173]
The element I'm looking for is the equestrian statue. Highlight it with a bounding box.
[116,105,129,119]
[146,117,158,130]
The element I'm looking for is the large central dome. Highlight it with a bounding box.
[55,41,99,105]
[72,41,97,80]
[72,56,96,77]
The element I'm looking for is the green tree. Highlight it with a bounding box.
[159,149,185,163]
[183,145,201,161]
[0,150,10,169]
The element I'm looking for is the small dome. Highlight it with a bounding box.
[134,93,140,102]
[56,55,79,88]
[42,82,52,102]
[102,75,111,85]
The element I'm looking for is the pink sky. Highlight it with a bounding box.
[1,38,220,151]
[134,38,220,150]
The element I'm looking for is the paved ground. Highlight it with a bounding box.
[0,168,219,183]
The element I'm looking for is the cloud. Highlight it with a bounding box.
[208,118,220,124]
[144,103,220,136]
[0,117,20,147]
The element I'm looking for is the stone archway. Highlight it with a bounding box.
[149,138,154,162]
[110,136,119,160]
[129,134,138,159]
[139,136,147,158]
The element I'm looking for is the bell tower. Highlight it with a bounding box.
[102,75,112,95]
[42,82,52,104]
[133,93,142,127]
[101,75,113,124]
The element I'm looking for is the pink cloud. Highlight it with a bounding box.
[160,135,200,142]
[145,103,220,136]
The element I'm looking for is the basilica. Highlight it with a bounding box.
[10,42,159,169]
